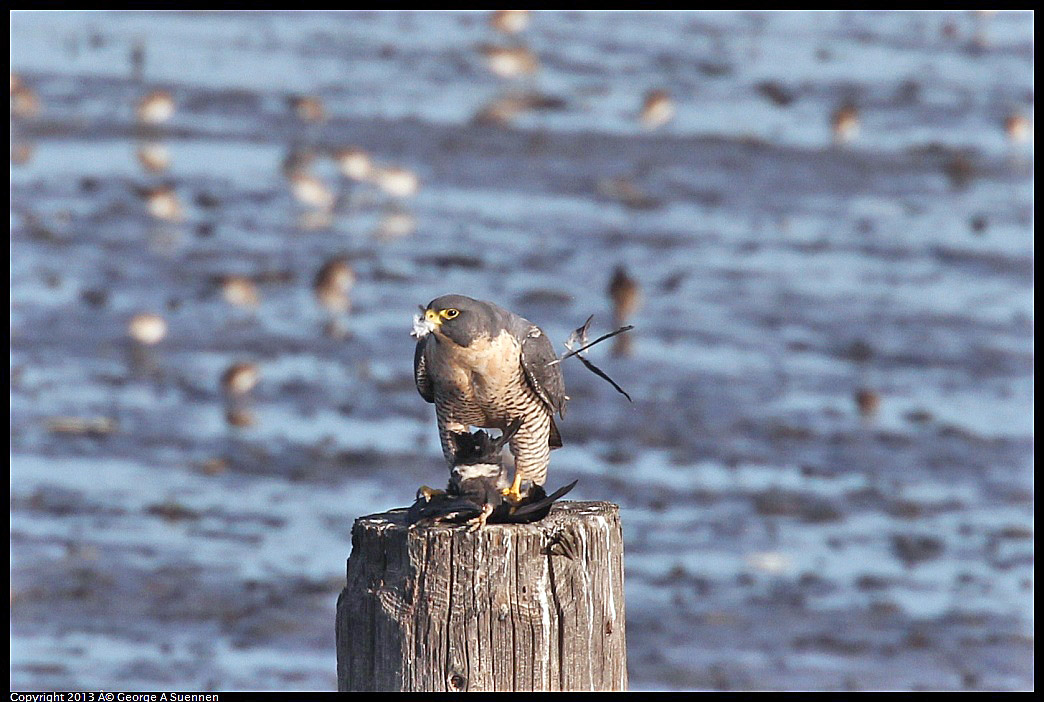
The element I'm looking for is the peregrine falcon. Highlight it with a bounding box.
[412,294,566,502]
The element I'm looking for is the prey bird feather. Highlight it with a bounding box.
[553,315,634,402]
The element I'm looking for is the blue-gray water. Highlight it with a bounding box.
[10,10,1033,691]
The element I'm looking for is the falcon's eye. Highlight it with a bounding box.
[442,308,460,320]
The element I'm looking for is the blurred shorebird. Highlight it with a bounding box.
[334,147,375,182]
[290,172,336,210]
[281,147,317,179]
[374,210,417,240]
[221,362,260,428]
[1004,112,1031,144]
[640,89,675,130]
[370,165,420,199]
[137,142,171,173]
[473,95,528,126]
[11,142,34,166]
[128,312,168,346]
[225,407,256,427]
[288,94,326,124]
[221,362,260,397]
[220,275,260,310]
[10,77,40,119]
[607,265,641,328]
[481,45,539,79]
[141,184,183,222]
[944,152,974,189]
[971,9,995,49]
[313,256,355,315]
[472,92,567,126]
[490,10,530,35]
[608,265,640,357]
[137,89,175,125]
[855,388,880,418]
[831,102,859,145]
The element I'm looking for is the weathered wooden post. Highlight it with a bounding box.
[336,501,627,691]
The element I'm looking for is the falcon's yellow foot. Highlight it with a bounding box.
[416,485,445,502]
[501,473,525,503]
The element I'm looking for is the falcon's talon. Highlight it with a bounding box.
[501,468,526,503]
[501,485,524,503]
[416,485,445,502]
[465,503,494,532]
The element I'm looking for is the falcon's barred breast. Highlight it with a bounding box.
[413,294,566,500]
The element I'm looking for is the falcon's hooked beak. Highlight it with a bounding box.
[424,308,443,328]
[411,306,441,339]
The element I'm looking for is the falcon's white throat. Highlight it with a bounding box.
[411,313,436,339]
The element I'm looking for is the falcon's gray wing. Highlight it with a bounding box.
[414,338,434,403]
[519,326,567,418]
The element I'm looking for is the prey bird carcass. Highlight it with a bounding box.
[407,419,578,530]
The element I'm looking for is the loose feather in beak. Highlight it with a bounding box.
[411,305,437,339]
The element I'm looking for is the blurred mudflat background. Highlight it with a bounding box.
[10,11,1033,691]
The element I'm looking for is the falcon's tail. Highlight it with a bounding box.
[548,418,563,449]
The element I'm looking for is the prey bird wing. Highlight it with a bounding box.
[575,354,633,402]
[557,315,634,402]
[407,494,485,525]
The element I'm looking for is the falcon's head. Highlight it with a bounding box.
[414,294,501,347]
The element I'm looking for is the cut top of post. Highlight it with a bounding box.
[353,499,617,537]
[337,500,627,692]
